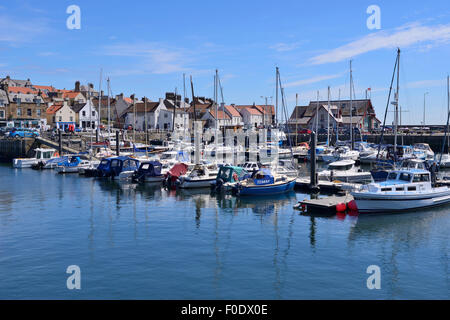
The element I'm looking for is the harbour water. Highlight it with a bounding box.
[0,163,448,299]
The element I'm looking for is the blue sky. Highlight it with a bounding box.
[1,0,450,124]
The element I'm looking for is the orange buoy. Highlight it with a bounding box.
[347,200,358,211]
[336,202,347,212]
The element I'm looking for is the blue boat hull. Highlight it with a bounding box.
[236,179,295,196]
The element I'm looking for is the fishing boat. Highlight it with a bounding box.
[55,156,96,174]
[318,160,372,183]
[233,168,295,196]
[211,165,249,192]
[132,161,164,183]
[13,148,61,168]
[164,162,190,189]
[351,168,450,213]
[177,164,218,189]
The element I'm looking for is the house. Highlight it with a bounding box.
[289,99,380,132]
[46,102,76,130]
[223,104,243,127]
[201,109,232,128]
[122,99,160,130]
[5,86,46,127]
[0,88,8,122]
[0,75,32,88]
[63,91,87,105]
[113,93,135,127]
[92,96,117,124]
[253,104,275,125]
[234,105,263,128]
[71,100,98,129]
[163,93,190,131]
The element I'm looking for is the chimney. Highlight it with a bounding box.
[100,90,104,97]
[75,81,80,92]
[130,94,135,102]
[159,98,163,104]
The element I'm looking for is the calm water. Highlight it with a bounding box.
[0,163,448,299]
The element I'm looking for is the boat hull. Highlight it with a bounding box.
[179,178,216,189]
[236,179,295,196]
[352,189,450,213]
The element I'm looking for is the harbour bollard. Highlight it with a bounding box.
[116,130,120,156]
[58,129,62,155]
[309,131,319,192]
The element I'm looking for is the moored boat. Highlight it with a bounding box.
[351,168,450,213]
[13,148,60,168]
[233,168,295,196]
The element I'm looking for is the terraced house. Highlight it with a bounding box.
[5,86,46,127]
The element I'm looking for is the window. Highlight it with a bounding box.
[395,187,404,191]
[17,107,22,116]
[36,109,41,116]
[408,186,416,191]
[92,111,95,117]
[0,99,4,106]
[59,116,62,122]
[381,187,392,192]
[70,116,73,122]
[82,111,86,117]
[0,110,4,118]
[387,172,398,180]
[27,109,32,116]
[399,173,411,182]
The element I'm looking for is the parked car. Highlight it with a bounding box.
[7,128,40,138]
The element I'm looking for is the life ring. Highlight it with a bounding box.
[54,152,60,157]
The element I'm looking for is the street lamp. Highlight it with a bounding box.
[423,92,429,126]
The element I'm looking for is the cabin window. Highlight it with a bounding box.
[111,160,120,168]
[141,163,150,170]
[395,187,404,191]
[399,173,411,182]
[413,175,421,182]
[387,172,397,180]
[408,186,416,191]
[420,174,430,182]
[381,187,392,192]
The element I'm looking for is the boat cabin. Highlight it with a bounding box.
[369,169,432,193]
[327,160,355,171]
[216,166,248,183]
[34,148,58,160]
[96,156,140,177]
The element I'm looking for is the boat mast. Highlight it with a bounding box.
[172,87,177,133]
[295,93,298,145]
[98,68,102,141]
[275,67,279,127]
[448,75,449,153]
[107,77,110,137]
[315,91,319,134]
[327,86,330,147]
[337,88,340,143]
[393,48,400,160]
[350,60,353,150]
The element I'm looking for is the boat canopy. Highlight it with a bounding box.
[217,166,248,183]
[139,161,162,175]
[167,163,189,178]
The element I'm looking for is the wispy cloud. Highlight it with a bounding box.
[0,14,49,45]
[270,42,302,52]
[284,72,344,88]
[309,23,450,65]
[405,78,447,89]
[102,42,193,75]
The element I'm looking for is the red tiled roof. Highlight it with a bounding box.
[239,106,262,115]
[254,105,275,115]
[46,104,63,114]
[123,97,133,104]
[224,105,241,117]
[33,85,56,92]
[8,87,39,95]
[209,110,231,120]
[63,91,82,99]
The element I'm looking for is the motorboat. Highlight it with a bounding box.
[273,159,298,178]
[233,168,295,196]
[413,143,434,161]
[292,142,309,158]
[211,165,249,192]
[177,164,218,189]
[439,154,450,168]
[321,146,359,162]
[13,148,61,168]
[132,161,164,183]
[164,162,190,190]
[318,160,372,183]
[351,168,450,213]
[55,156,96,174]
[87,156,140,179]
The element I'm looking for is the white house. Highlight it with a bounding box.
[237,106,263,128]
[201,109,232,128]
[123,98,176,130]
[223,104,243,126]
[71,100,99,129]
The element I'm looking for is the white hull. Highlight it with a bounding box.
[353,189,450,213]
[12,159,38,168]
[319,172,372,183]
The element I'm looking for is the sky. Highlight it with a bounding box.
[1,0,450,125]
